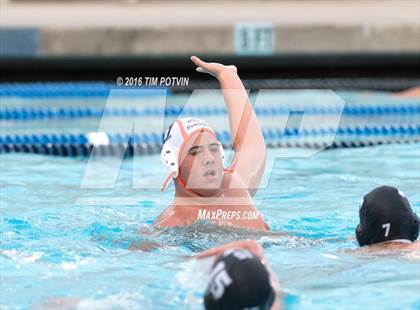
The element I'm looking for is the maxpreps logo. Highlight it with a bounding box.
[197,209,262,221]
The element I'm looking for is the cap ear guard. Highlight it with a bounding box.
[160,143,179,177]
[160,144,179,192]
[265,286,276,310]
[397,188,419,242]
[410,213,419,242]
[204,292,217,310]
[356,199,367,246]
[355,224,366,246]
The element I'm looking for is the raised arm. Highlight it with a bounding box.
[191,56,266,196]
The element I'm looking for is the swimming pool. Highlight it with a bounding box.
[1,143,419,309]
[1,85,419,309]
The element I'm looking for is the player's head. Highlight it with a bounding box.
[204,248,275,310]
[355,185,419,246]
[161,118,224,196]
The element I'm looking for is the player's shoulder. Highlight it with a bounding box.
[154,205,177,226]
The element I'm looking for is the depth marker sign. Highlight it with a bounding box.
[234,23,275,55]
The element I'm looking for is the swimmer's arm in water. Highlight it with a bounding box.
[191,56,267,196]
[196,240,283,310]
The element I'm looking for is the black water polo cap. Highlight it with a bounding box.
[356,186,419,246]
[204,248,275,310]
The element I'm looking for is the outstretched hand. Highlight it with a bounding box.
[191,56,237,78]
[195,239,264,259]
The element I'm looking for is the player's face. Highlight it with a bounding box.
[179,130,224,196]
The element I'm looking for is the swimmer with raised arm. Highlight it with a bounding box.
[355,186,419,251]
[155,56,269,231]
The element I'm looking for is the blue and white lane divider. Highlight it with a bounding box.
[0,82,169,98]
[1,104,420,120]
[1,124,419,145]
[1,124,419,156]
[0,136,418,157]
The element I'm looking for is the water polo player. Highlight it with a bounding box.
[356,185,419,249]
[154,56,269,231]
[197,240,282,310]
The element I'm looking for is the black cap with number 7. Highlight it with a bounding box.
[355,185,419,246]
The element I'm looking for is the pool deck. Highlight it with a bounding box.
[1,0,419,56]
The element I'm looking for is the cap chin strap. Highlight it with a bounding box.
[160,171,176,192]
[178,173,204,197]
[160,171,200,196]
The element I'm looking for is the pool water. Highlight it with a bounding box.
[1,142,419,309]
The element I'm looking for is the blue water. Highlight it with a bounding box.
[1,142,419,309]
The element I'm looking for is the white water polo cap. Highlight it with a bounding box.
[160,118,224,192]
